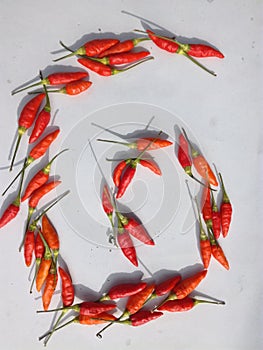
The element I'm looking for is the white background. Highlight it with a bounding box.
[0,1,262,349]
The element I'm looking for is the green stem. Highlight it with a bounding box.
[42,148,69,174]
[39,316,76,342]
[43,310,68,346]
[112,57,154,75]
[97,138,136,148]
[9,127,26,172]
[13,158,27,206]
[29,258,40,293]
[218,172,230,203]
[193,298,225,306]
[96,311,125,339]
[53,41,85,62]
[11,81,43,95]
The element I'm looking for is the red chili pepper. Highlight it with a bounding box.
[147,30,179,53]
[124,284,155,317]
[58,267,75,307]
[123,310,163,327]
[89,51,150,66]
[151,275,182,298]
[98,37,150,57]
[117,228,138,267]
[34,80,93,96]
[12,71,89,95]
[184,44,224,59]
[0,159,26,228]
[24,229,35,267]
[218,172,232,238]
[98,136,172,150]
[54,38,120,61]
[36,231,53,292]
[42,214,60,265]
[211,190,221,239]
[77,56,153,76]
[101,184,114,216]
[157,296,225,312]
[208,228,230,270]
[9,93,45,171]
[116,164,136,199]
[2,129,60,196]
[201,184,212,228]
[42,262,58,310]
[100,282,147,301]
[138,159,162,175]
[112,159,130,187]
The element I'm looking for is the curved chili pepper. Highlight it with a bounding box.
[89,51,150,66]
[113,160,130,187]
[77,56,153,76]
[150,275,182,299]
[157,296,224,312]
[100,282,147,301]
[211,189,221,239]
[24,229,35,267]
[42,262,58,310]
[54,38,120,61]
[98,37,150,57]
[124,284,155,317]
[116,165,136,199]
[36,230,53,292]
[42,214,60,265]
[101,184,114,216]
[147,29,179,53]
[30,231,45,293]
[122,310,163,327]
[97,137,172,150]
[208,228,229,270]
[218,172,232,237]
[9,93,45,171]
[2,129,60,196]
[184,44,224,58]
[117,228,138,267]
[138,159,161,175]
[12,71,89,95]
[58,267,75,307]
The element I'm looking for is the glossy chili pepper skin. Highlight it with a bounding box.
[100,282,147,301]
[185,44,224,58]
[127,310,163,326]
[46,72,89,85]
[201,185,212,228]
[19,93,46,129]
[102,185,113,215]
[63,80,92,95]
[29,109,51,144]
[136,137,172,151]
[116,165,136,199]
[36,257,52,292]
[28,181,61,210]
[211,244,229,270]
[147,30,179,53]
[0,204,20,228]
[153,275,182,297]
[122,217,155,246]
[219,173,232,238]
[200,239,212,269]
[78,313,117,325]
[22,171,49,202]
[178,133,193,176]
[139,159,162,175]
[58,267,75,307]
[29,129,60,162]
[98,37,149,57]
[117,229,138,267]
[124,284,155,316]
[24,229,35,267]
[77,301,116,316]
[42,215,59,251]
[113,160,129,187]
[94,51,150,65]
[193,155,218,187]
[42,269,58,310]
[211,202,221,239]
[80,39,120,57]
[158,297,195,312]
[78,58,113,76]
[35,232,45,260]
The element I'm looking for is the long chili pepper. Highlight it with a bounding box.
[11,71,89,95]
[30,231,45,293]
[201,183,213,229]
[54,38,120,62]
[113,160,130,187]
[140,29,217,76]
[157,296,225,312]
[77,56,153,76]
[182,128,218,187]
[149,275,182,299]
[97,136,172,150]
[29,72,51,144]
[23,229,35,267]
[31,80,92,96]
[0,159,27,229]
[21,149,67,202]
[182,44,224,59]
[211,189,221,239]
[2,128,60,196]
[208,228,230,270]
[218,172,232,237]
[87,51,150,66]
[102,184,114,220]
[42,261,58,310]
[117,226,138,266]
[98,37,150,57]
[120,310,163,327]
[42,214,60,266]
[9,93,45,171]
[99,282,147,301]
[138,159,162,175]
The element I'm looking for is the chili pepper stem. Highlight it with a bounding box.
[96,311,125,339]
[193,298,225,306]
[11,81,43,95]
[97,138,137,148]
[29,258,41,293]
[9,128,26,172]
[53,41,82,62]
[2,161,31,196]
[39,316,76,342]
[43,309,68,345]
[218,172,230,203]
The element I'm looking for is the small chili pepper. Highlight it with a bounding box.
[36,229,53,292]
[77,56,153,76]
[29,72,51,144]
[138,159,162,175]
[22,149,66,202]
[42,261,58,310]
[9,93,45,171]
[88,50,150,66]
[208,228,230,270]
[182,44,224,59]
[113,160,130,187]
[42,214,60,265]
[182,128,218,187]
[166,270,207,301]
[31,80,93,96]
[150,275,182,299]
[100,282,147,301]
[211,189,221,239]
[98,37,150,57]
[157,296,225,312]
[121,310,163,327]
[23,228,35,267]
[102,184,114,217]
[147,29,179,53]
[0,159,26,228]
[97,136,172,150]
[201,183,213,228]
[54,38,120,61]
[11,71,89,95]
[2,129,60,196]
[117,227,138,267]
[30,231,45,293]
[218,172,232,237]
[58,266,75,307]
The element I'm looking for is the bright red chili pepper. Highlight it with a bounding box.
[184,44,224,58]
[218,172,232,237]
[100,282,147,301]
[211,189,221,239]
[35,80,93,96]
[151,275,182,298]
[208,228,230,270]
[24,229,35,267]
[2,129,60,196]
[77,56,153,76]
[98,37,149,57]
[58,266,75,307]
[117,227,138,267]
[97,136,172,150]
[9,93,45,171]
[122,310,163,327]
[54,38,120,61]
[201,183,212,228]
[147,29,179,53]
[89,50,150,66]
[42,262,58,310]
[116,164,136,199]
[138,159,162,175]
[113,160,130,187]
[157,296,225,312]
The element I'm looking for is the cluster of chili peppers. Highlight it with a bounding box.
[37,268,224,344]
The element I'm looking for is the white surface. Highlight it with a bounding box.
[0,1,262,349]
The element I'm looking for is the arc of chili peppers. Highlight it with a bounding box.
[87,50,150,66]
[2,128,60,196]
[9,93,45,171]
[98,37,150,57]
[208,227,230,270]
[53,38,120,62]
[29,71,51,144]
[99,282,147,301]
[0,158,27,229]
[97,136,172,150]
[218,172,232,238]
[211,189,221,239]
[182,128,218,187]
[31,80,93,96]
[11,71,89,95]
[157,296,225,312]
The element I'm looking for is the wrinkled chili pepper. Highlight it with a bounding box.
[117,226,138,267]
[9,93,45,171]
[42,261,58,310]
[208,228,230,270]
[100,282,147,301]
[88,51,150,65]
[182,44,224,59]
[150,275,182,299]
[157,296,225,312]
[2,129,60,196]
[201,183,213,228]
[146,30,179,53]
[77,56,153,76]
[54,38,120,61]
[12,71,89,95]
[97,136,172,150]
[182,128,218,187]
[211,189,221,239]
[0,159,26,228]
[31,80,93,96]
[42,214,60,266]
[121,310,163,327]
[218,172,232,237]
[98,37,150,57]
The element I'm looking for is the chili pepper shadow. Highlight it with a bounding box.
[178,263,204,278]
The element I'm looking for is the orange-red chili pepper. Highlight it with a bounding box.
[157,296,224,312]
[208,228,229,270]
[42,262,58,310]
[121,310,163,327]
[78,313,117,325]
[113,160,130,187]
[97,136,172,150]
[124,284,155,317]
[138,159,162,175]
[9,93,45,171]
[36,231,53,292]
[150,275,182,299]
[98,37,149,57]
[211,189,221,239]
[100,282,147,301]
[24,229,35,267]
[88,50,150,65]
[117,227,138,267]
[36,80,93,96]
[58,266,75,307]
[201,184,212,228]
[42,214,60,265]
[218,172,232,238]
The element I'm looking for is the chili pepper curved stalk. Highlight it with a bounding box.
[2,129,60,196]
[134,29,217,76]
